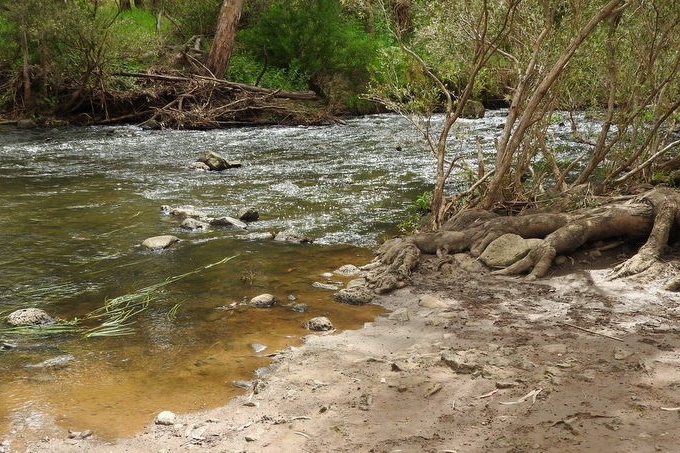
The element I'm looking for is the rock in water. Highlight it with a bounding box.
[334,287,375,305]
[237,207,259,222]
[196,151,242,171]
[249,294,277,308]
[141,235,180,250]
[6,308,54,326]
[210,216,247,229]
[305,317,334,331]
[273,230,311,243]
[25,354,75,369]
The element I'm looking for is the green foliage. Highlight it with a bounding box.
[235,0,388,96]
[163,0,221,42]
[397,191,431,234]
[227,53,308,91]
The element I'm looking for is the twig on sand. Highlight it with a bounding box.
[660,407,680,411]
[559,322,624,342]
[499,388,542,406]
[294,431,312,439]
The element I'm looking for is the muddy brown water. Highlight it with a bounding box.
[0,111,587,440]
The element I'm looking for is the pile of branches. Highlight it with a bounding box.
[82,71,331,129]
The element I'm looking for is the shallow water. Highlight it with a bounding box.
[0,110,588,440]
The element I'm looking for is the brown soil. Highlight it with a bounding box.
[7,244,680,453]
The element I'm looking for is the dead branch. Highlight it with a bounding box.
[114,71,318,100]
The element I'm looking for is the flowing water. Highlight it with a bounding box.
[0,110,585,441]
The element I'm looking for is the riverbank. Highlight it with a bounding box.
[8,244,680,453]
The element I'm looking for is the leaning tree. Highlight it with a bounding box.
[365,0,680,288]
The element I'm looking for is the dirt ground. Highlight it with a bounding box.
[8,244,680,453]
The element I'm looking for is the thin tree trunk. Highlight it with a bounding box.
[20,29,32,110]
[483,0,629,209]
[205,0,244,79]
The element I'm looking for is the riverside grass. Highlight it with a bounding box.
[0,255,237,338]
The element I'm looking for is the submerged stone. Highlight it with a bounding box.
[6,308,54,327]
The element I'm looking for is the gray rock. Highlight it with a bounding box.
[289,303,309,313]
[274,230,311,243]
[189,161,211,171]
[237,207,259,222]
[155,410,176,425]
[210,216,247,229]
[196,151,242,171]
[479,233,543,267]
[168,207,206,220]
[180,218,210,231]
[245,232,276,240]
[25,354,74,369]
[312,281,339,291]
[334,264,360,276]
[418,294,449,309]
[441,350,481,374]
[6,308,54,327]
[141,235,180,250]
[305,316,334,331]
[334,287,374,305]
[251,343,267,353]
[249,293,277,308]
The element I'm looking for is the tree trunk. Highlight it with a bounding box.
[119,0,132,11]
[20,29,32,110]
[205,0,244,79]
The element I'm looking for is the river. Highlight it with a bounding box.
[0,110,540,440]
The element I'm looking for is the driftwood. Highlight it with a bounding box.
[113,72,318,101]
[60,70,330,129]
[363,187,680,293]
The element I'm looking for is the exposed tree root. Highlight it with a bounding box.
[363,188,680,294]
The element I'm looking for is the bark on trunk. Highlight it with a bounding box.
[205,0,244,79]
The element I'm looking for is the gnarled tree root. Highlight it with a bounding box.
[363,187,680,294]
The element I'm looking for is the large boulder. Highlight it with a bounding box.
[196,151,242,171]
[478,233,543,267]
[6,308,54,326]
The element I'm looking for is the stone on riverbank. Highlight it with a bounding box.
[334,286,375,305]
[155,411,176,426]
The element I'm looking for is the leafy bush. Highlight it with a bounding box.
[234,0,389,99]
